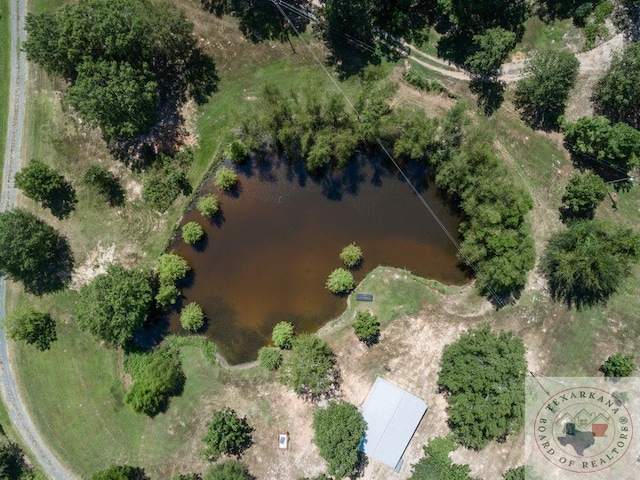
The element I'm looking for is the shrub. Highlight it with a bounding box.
[560,172,607,221]
[326,268,355,294]
[353,311,380,345]
[156,284,180,308]
[339,242,363,268]
[225,139,249,164]
[158,253,190,285]
[600,353,636,378]
[203,460,251,480]
[15,160,77,218]
[124,348,185,416]
[6,307,57,351]
[258,347,282,371]
[214,166,239,191]
[91,465,150,480]
[182,222,204,244]
[197,194,220,217]
[83,164,124,206]
[181,303,205,332]
[143,169,190,212]
[202,409,253,460]
[272,321,294,349]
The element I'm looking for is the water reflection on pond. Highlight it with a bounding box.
[160,155,467,364]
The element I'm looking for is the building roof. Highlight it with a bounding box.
[359,377,428,471]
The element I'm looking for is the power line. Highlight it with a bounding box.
[269,0,508,308]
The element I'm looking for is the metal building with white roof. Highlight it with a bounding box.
[359,377,428,471]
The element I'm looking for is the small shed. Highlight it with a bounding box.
[359,377,428,471]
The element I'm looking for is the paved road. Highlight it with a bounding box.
[0,1,76,478]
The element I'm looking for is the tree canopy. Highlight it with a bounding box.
[24,0,217,144]
[592,42,640,129]
[312,401,366,479]
[15,160,77,218]
[560,172,607,221]
[272,321,294,349]
[91,465,150,480]
[514,49,580,128]
[202,408,253,460]
[5,307,57,351]
[437,325,527,450]
[203,460,252,480]
[0,208,73,294]
[280,334,337,399]
[541,220,640,307]
[409,436,476,480]
[600,353,637,378]
[75,264,153,347]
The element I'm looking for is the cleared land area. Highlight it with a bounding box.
[3,2,640,480]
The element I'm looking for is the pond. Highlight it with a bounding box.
[164,155,467,364]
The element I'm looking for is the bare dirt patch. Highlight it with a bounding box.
[69,242,139,289]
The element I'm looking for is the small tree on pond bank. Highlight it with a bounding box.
[214,166,239,191]
[258,346,282,371]
[181,302,205,332]
[353,311,380,345]
[326,268,355,294]
[272,321,294,349]
[158,253,190,285]
[182,222,204,244]
[197,194,220,217]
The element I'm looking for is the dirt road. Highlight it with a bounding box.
[0,1,76,478]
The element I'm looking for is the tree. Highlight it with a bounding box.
[339,242,363,268]
[313,401,366,479]
[600,353,636,377]
[214,166,239,191]
[182,222,204,244]
[560,172,607,221]
[326,268,355,294]
[437,325,527,450]
[225,140,249,164]
[202,408,253,460]
[0,208,73,294]
[5,307,57,351]
[173,475,201,480]
[83,164,124,207]
[258,347,282,371]
[203,460,252,480]
[561,115,640,174]
[0,442,30,479]
[197,194,220,217]
[156,284,180,308]
[271,321,294,349]
[439,0,529,36]
[143,167,190,212]
[158,253,191,286]
[91,465,150,480]
[180,303,205,332]
[75,264,152,347]
[15,160,77,218]
[503,466,526,480]
[124,348,185,416]
[592,42,640,129]
[353,311,380,345]
[514,50,579,128]
[465,28,517,77]
[541,220,640,307]
[66,60,158,142]
[280,334,337,398]
[409,436,475,480]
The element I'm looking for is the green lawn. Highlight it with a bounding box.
[0,0,11,177]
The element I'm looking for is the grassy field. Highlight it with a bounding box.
[0,0,10,175]
[5,1,640,479]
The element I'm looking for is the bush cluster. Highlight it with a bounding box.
[213,166,239,191]
[182,222,205,244]
[339,242,363,268]
[202,409,253,460]
[353,311,380,345]
[180,302,205,332]
[197,194,220,218]
[325,268,355,294]
[258,347,282,371]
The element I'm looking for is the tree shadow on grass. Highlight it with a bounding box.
[469,78,505,117]
[23,235,74,295]
[45,182,78,219]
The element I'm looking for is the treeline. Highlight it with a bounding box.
[229,79,534,302]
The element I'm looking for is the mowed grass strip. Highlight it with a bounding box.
[0,0,11,178]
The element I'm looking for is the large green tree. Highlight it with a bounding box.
[437,325,527,450]
[541,220,640,307]
[75,264,153,347]
[202,408,253,460]
[5,307,57,351]
[514,49,580,128]
[592,42,640,129]
[0,209,73,294]
[280,334,337,399]
[15,160,77,218]
[465,28,517,77]
[313,401,366,479]
[438,0,529,35]
[91,465,149,480]
[560,172,607,221]
[409,436,476,480]
[203,460,251,480]
[66,60,158,142]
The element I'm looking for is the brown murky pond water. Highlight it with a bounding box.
[160,155,466,364]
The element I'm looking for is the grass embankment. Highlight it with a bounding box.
[0,0,11,176]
